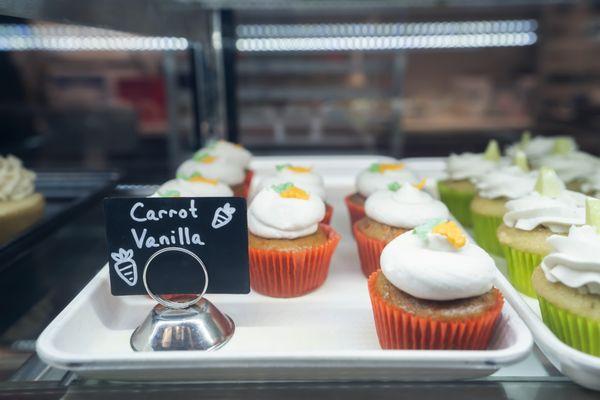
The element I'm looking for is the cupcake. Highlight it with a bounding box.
[535,151,598,191]
[0,155,45,244]
[497,167,586,296]
[345,161,417,228]
[580,171,600,197]
[354,182,449,277]
[151,175,233,198]
[248,182,340,297]
[438,140,502,227]
[532,197,600,356]
[471,151,537,256]
[200,139,253,194]
[177,152,246,197]
[369,219,503,350]
[506,131,577,166]
[252,164,333,224]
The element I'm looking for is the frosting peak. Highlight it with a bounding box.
[474,165,538,200]
[541,225,600,295]
[0,155,36,201]
[380,220,495,301]
[152,178,233,198]
[365,184,449,228]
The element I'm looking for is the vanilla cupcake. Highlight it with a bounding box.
[152,175,233,198]
[354,182,449,277]
[369,219,503,349]
[497,167,586,296]
[438,140,503,227]
[248,182,340,297]
[345,161,417,227]
[471,151,538,256]
[532,198,600,356]
[0,155,45,244]
[535,151,598,189]
[177,152,245,196]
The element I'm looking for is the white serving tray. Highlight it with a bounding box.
[36,156,532,382]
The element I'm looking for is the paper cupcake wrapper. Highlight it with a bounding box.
[500,243,543,297]
[471,211,504,257]
[368,271,504,350]
[249,224,341,298]
[537,294,600,357]
[322,203,334,225]
[437,181,474,227]
[344,194,366,230]
[242,169,254,198]
[353,222,387,278]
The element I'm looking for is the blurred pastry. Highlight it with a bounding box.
[0,155,45,244]
[177,152,246,197]
[151,175,233,197]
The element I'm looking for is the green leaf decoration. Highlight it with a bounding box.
[586,197,600,233]
[276,164,291,172]
[413,218,446,241]
[193,151,210,162]
[534,167,564,197]
[368,163,381,173]
[483,140,501,161]
[272,182,294,193]
[388,182,401,192]
[158,190,181,198]
[176,172,186,179]
[513,150,529,172]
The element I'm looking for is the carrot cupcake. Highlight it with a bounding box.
[354,182,448,277]
[532,197,600,356]
[151,175,233,198]
[498,167,586,296]
[345,161,417,228]
[0,155,45,244]
[438,140,502,227]
[369,219,503,350]
[253,164,333,224]
[177,152,246,196]
[248,182,340,297]
[199,139,253,193]
[471,151,537,256]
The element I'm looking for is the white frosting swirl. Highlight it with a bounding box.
[177,158,245,186]
[356,164,417,197]
[201,140,251,168]
[248,185,325,239]
[535,152,598,183]
[365,184,449,228]
[446,153,501,181]
[506,136,577,162]
[380,229,495,300]
[152,178,233,198]
[474,166,538,199]
[541,225,600,295]
[0,155,36,201]
[254,176,325,200]
[503,190,586,233]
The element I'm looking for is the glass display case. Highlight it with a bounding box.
[0,1,599,398]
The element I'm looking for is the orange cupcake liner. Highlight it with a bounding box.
[321,203,334,225]
[249,224,341,298]
[344,194,366,229]
[243,169,254,198]
[353,222,387,278]
[368,271,504,350]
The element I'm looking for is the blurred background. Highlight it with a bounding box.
[1,1,598,182]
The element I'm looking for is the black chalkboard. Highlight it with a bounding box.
[104,197,249,296]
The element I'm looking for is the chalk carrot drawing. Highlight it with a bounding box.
[212,202,236,229]
[111,248,138,286]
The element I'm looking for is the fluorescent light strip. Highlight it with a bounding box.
[237,19,537,38]
[236,32,537,52]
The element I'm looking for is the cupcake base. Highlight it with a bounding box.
[322,203,334,225]
[368,271,504,350]
[353,218,406,278]
[344,193,366,229]
[248,224,341,298]
[437,179,475,227]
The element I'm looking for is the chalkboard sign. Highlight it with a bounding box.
[104,197,249,296]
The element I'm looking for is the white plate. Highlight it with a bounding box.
[36,156,532,382]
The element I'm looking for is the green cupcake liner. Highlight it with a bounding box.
[472,211,504,257]
[500,244,543,297]
[537,295,600,357]
[437,181,474,227]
